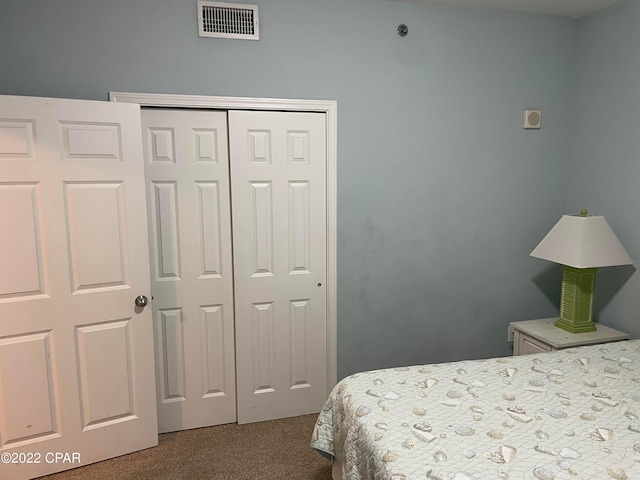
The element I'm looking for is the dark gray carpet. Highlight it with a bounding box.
[42,414,332,480]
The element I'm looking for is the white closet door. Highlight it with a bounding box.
[229,111,327,424]
[0,95,157,479]
[141,109,236,432]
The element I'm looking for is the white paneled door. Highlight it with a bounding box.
[229,111,327,424]
[0,95,157,479]
[141,109,236,432]
[141,108,329,428]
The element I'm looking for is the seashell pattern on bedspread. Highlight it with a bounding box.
[311,339,640,480]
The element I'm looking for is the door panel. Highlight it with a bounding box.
[229,111,327,424]
[0,332,56,445]
[0,95,157,480]
[141,109,236,433]
[65,182,129,291]
[0,183,45,300]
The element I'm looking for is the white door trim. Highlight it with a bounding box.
[109,91,338,391]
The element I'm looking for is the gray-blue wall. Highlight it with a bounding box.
[0,0,578,379]
[568,0,640,337]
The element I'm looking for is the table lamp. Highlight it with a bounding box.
[530,210,633,333]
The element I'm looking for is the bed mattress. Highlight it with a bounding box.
[311,339,640,479]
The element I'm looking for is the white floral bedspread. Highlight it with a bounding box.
[311,340,640,480]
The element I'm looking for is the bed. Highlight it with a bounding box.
[311,339,640,480]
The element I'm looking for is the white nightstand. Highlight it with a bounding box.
[509,318,630,356]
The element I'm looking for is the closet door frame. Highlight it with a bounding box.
[109,91,337,391]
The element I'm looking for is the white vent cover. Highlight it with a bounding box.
[198,1,259,40]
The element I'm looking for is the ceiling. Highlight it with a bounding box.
[385,0,624,18]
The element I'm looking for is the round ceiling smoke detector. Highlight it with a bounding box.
[397,24,408,37]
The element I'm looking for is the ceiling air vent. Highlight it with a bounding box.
[197,1,259,40]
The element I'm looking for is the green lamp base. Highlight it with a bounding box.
[555,318,597,333]
[555,265,597,334]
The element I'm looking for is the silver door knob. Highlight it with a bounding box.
[134,295,148,308]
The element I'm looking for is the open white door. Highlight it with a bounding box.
[229,111,327,424]
[0,95,157,479]
[141,109,236,432]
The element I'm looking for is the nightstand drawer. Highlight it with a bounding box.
[516,331,552,355]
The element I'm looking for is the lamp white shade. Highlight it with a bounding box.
[530,214,633,268]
